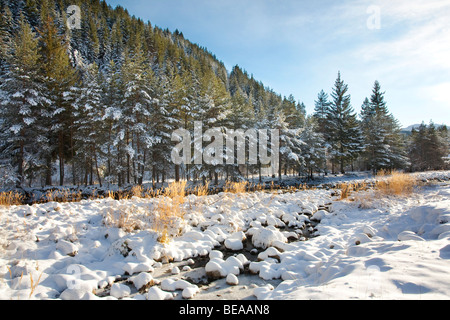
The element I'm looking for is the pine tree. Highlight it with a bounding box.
[120,44,156,185]
[313,90,330,136]
[327,72,362,173]
[0,5,13,76]
[409,122,449,171]
[0,14,45,187]
[37,10,78,186]
[102,59,123,186]
[23,0,40,27]
[360,81,408,172]
[300,116,326,179]
[73,62,104,186]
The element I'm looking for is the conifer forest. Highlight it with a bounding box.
[0,0,448,190]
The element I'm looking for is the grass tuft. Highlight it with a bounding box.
[0,191,24,206]
[375,170,416,196]
[224,181,248,194]
[152,181,188,244]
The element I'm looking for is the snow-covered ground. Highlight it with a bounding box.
[1,171,450,300]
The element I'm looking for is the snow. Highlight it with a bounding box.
[224,231,246,251]
[226,273,239,286]
[205,255,246,279]
[247,226,287,249]
[110,283,131,299]
[0,171,450,300]
[130,272,154,290]
[146,286,173,300]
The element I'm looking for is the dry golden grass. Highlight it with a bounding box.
[351,171,417,208]
[106,190,115,199]
[152,181,188,244]
[104,207,141,233]
[224,181,248,194]
[41,189,83,203]
[0,191,24,206]
[255,183,265,192]
[131,185,143,198]
[338,182,369,201]
[375,170,416,196]
[28,272,42,299]
[103,182,189,243]
[339,183,352,200]
[194,181,210,197]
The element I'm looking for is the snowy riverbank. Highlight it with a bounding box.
[1,171,450,300]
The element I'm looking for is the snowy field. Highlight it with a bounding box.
[1,171,450,300]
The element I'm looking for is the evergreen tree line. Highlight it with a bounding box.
[0,0,448,188]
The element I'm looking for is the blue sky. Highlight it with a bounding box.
[104,0,450,127]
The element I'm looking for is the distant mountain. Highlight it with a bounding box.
[402,123,447,132]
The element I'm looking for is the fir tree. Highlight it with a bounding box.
[327,72,362,173]
[360,81,408,172]
[120,44,156,185]
[313,90,330,136]
[300,116,326,179]
[102,59,123,186]
[37,10,78,185]
[73,62,104,186]
[0,14,45,187]
[409,123,449,171]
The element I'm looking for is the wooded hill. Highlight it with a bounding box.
[0,0,448,188]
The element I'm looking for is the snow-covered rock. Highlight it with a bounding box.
[205,255,245,279]
[130,272,154,290]
[224,231,246,251]
[247,226,287,249]
[161,279,193,292]
[226,273,239,286]
[56,240,78,256]
[122,262,154,275]
[110,283,131,299]
[146,287,173,300]
[311,210,328,222]
[398,231,425,241]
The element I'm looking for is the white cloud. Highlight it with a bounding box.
[423,82,450,105]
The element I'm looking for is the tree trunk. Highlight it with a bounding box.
[58,131,65,186]
[84,159,88,187]
[70,128,76,186]
[94,146,102,188]
[45,156,52,186]
[17,134,24,188]
[175,164,180,182]
[138,150,144,186]
[89,159,93,185]
[152,165,156,188]
[126,129,130,184]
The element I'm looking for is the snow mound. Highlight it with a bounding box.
[146,286,173,300]
[110,283,131,299]
[224,231,246,251]
[205,254,249,279]
[247,226,287,249]
[130,272,155,290]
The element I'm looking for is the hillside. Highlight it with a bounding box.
[0,0,449,190]
[0,0,305,188]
